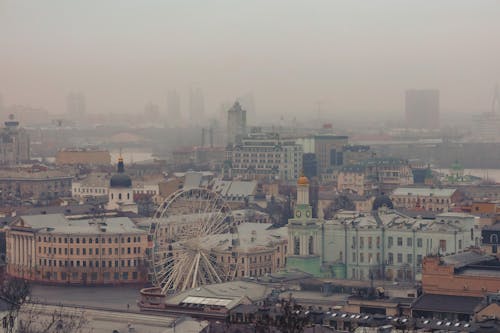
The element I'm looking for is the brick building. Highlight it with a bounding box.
[422,252,500,297]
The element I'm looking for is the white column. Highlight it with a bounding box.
[21,236,25,267]
[11,235,16,266]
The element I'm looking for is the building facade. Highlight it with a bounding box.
[391,187,460,212]
[0,116,30,165]
[0,168,72,205]
[314,135,348,175]
[287,177,478,282]
[56,148,111,166]
[6,214,148,284]
[226,101,247,146]
[226,132,303,181]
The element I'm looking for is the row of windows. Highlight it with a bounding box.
[387,237,422,248]
[395,197,450,204]
[39,258,141,268]
[40,246,142,256]
[38,236,142,244]
[74,187,107,194]
[43,271,139,281]
[219,254,273,264]
[386,253,423,265]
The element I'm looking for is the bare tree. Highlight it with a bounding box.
[0,278,89,333]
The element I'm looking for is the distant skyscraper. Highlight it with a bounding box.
[144,102,160,122]
[0,93,4,118]
[226,101,247,146]
[66,92,86,118]
[405,89,440,129]
[167,90,181,123]
[189,86,205,124]
[238,93,256,124]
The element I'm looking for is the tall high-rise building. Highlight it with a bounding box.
[238,93,255,124]
[144,102,160,122]
[167,90,181,123]
[226,101,247,146]
[66,92,86,118]
[405,89,440,129]
[189,86,205,124]
[0,114,30,165]
[0,93,4,117]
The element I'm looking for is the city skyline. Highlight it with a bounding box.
[1,1,499,121]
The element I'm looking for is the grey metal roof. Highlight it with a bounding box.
[213,180,257,197]
[17,214,145,235]
[392,187,457,197]
[442,252,495,269]
[412,294,483,314]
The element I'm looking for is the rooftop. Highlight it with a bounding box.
[392,187,457,197]
[165,280,272,310]
[412,294,483,315]
[13,213,145,235]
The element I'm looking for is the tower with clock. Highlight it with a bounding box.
[287,174,323,277]
[295,174,313,219]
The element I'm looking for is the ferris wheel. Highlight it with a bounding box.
[149,187,235,294]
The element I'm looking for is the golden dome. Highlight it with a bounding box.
[297,175,309,185]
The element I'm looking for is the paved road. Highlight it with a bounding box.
[31,284,145,312]
[21,303,175,333]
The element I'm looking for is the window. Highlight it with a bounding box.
[388,253,394,265]
[491,234,499,244]
[417,255,423,266]
[368,237,372,249]
[459,239,462,250]
[122,272,128,280]
[360,253,364,263]
[388,237,393,248]
[114,272,119,280]
[359,237,364,249]
[397,237,403,246]
[308,236,314,255]
[293,237,300,255]
[407,238,412,247]
[439,239,447,253]
[417,238,423,248]
[407,254,413,263]
[397,253,403,263]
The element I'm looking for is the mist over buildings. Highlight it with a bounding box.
[1,1,499,125]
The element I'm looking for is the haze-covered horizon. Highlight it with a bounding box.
[1,1,499,122]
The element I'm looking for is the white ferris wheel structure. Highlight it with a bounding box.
[148,187,235,294]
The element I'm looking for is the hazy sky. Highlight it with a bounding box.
[1,0,499,121]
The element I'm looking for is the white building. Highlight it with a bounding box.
[226,132,303,181]
[287,176,479,282]
[106,158,137,213]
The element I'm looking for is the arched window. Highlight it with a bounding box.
[491,234,499,244]
[118,193,122,200]
[127,193,130,200]
[308,236,314,255]
[111,193,114,200]
[471,228,474,241]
